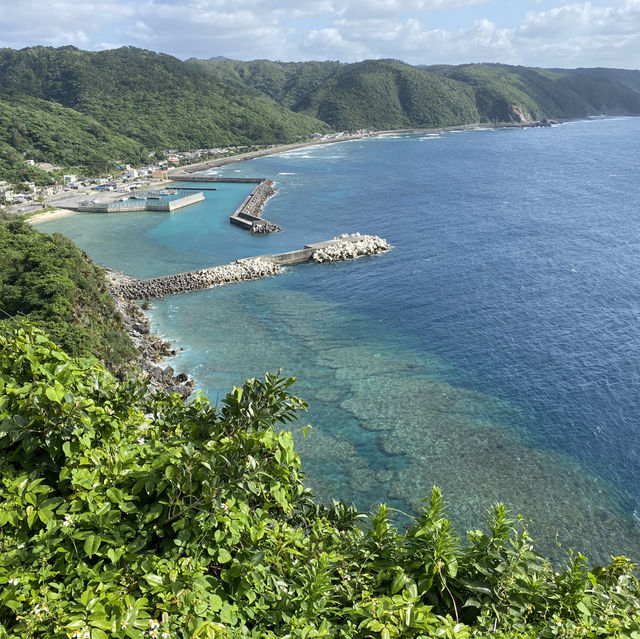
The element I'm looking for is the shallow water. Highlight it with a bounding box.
[37,118,640,562]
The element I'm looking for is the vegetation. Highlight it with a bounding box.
[1,323,640,638]
[193,58,640,129]
[0,46,332,184]
[1,46,640,184]
[0,219,136,368]
[0,93,148,184]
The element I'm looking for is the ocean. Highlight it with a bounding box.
[37,117,640,563]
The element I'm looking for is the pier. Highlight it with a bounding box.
[170,174,280,233]
[112,234,390,300]
[75,191,205,213]
[170,175,263,184]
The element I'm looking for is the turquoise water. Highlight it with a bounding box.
[37,118,640,562]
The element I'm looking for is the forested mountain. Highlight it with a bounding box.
[192,57,640,129]
[429,63,640,122]
[0,46,331,184]
[1,46,640,185]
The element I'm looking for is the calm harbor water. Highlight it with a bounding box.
[37,117,640,562]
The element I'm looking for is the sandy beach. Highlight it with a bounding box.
[25,208,78,224]
[167,132,376,176]
[166,121,546,176]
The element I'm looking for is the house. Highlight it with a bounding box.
[152,170,168,180]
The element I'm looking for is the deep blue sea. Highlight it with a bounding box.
[37,117,640,562]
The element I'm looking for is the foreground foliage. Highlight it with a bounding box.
[1,324,640,638]
[0,219,136,367]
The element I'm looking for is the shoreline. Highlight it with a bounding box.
[167,120,556,176]
[33,120,559,397]
[25,207,78,224]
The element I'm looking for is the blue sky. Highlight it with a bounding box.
[1,0,639,68]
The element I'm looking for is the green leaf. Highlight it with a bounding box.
[26,505,37,528]
[45,386,62,403]
[391,572,406,594]
[90,617,115,632]
[84,534,102,557]
[218,549,232,564]
[145,574,163,587]
[209,594,223,612]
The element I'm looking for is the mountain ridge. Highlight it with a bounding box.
[1,46,639,185]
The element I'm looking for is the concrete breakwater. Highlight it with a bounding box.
[169,174,280,233]
[78,192,205,213]
[229,179,280,234]
[111,234,389,300]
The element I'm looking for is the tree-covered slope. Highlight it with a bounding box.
[193,58,481,129]
[2,46,640,185]
[0,46,331,180]
[195,58,640,128]
[1,323,640,639]
[0,219,136,367]
[0,93,148,182]
[428,63,640,122]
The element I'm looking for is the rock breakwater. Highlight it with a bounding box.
[311,233,390,263]
[113,257,281,300]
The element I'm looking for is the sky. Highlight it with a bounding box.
[1,0,639,69]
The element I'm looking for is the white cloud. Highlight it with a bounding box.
[0,0,638,68]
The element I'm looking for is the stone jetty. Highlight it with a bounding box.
[114,257,281,300]
[311,233,390,262]
[111,234,389,300]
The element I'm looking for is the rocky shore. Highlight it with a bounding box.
[311,233,390,262]
[105,269,195,398]
[103,234,389,398]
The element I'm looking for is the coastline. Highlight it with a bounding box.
[32,121,555,396]
[167,120,555,176]
[105,267,195,398]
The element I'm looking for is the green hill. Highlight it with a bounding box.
[428,63,640,121]
[0,218,136,367]
[0,46,332,183]
[0,93,148,185]
[194,58,640,128]
[1,47,640,185]
[191,58,481,129]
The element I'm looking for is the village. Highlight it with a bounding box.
[0,130,371,216]
[0,145,259,215]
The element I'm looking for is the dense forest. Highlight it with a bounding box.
[191,57,640,130]
[0,217,136,367]
[1,46,640,185]
[0,46,331,185]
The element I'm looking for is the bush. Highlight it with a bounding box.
[1,324,640,638]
